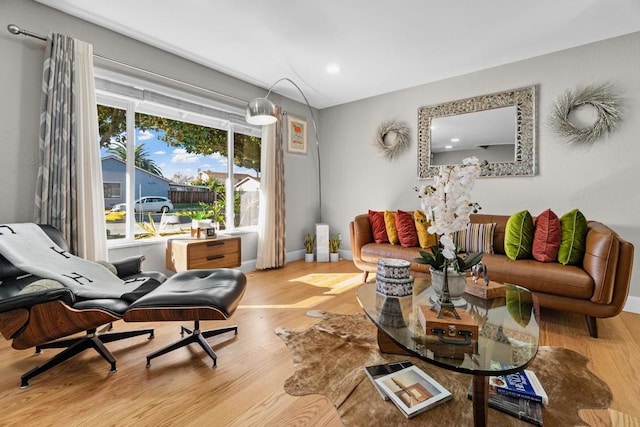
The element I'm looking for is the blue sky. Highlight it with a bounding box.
[101,128,257,181]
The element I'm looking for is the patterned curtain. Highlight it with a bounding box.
[256,106,286,269]
[34,33,107,260]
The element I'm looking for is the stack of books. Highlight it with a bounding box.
[468,369,548,426]
[364,361,451,418]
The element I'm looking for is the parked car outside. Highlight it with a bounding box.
[111,196,174,213]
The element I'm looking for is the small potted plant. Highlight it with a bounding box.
[329,235,340,262]
[304,233,315,262]
[179,202,215,238]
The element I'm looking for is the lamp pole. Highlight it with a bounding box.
[246,78,322,223]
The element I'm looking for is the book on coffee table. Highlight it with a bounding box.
[364,360,414,400]
[375,365,451,418]
[489,367,549,405]
[468,381,543,426]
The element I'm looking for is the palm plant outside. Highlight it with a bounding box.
[108,140,163,176]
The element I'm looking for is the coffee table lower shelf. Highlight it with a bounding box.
[376,328,489,427]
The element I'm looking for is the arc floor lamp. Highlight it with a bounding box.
[246,78,329,261]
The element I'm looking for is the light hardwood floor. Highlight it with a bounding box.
[0,260,638,426]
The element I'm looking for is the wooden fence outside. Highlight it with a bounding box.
[168,190,216,205]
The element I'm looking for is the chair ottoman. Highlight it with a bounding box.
[123,268,246,367]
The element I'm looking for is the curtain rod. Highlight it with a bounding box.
[7,24,248,106]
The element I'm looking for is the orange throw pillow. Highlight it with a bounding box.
[533,209,562,262]
[384,211,399,245]
[368,210,389,243]
[396,210,419,248]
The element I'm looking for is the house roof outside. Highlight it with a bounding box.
[200,170,258,186]
[101,155,175,184]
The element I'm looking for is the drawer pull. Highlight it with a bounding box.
[207,255,225,261]
[206,241,225,247]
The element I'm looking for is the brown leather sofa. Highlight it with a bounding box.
[350,213,634,338]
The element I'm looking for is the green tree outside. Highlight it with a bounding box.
[98,106,261,175]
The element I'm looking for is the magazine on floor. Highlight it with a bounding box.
[468,381,543,426]
[489,366,549,405]
[375,365,452,418]
[364,360,414,400]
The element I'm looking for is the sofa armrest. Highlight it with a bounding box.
[583,222,633,306]
[112,255,146,278]
[350,214,373,262]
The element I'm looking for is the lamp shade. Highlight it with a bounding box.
[246,97,277,125]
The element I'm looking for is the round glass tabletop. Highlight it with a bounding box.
[356,278,540,376]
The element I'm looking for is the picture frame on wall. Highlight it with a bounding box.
[287,116,307,154]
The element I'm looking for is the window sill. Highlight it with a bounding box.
[107,228,258,249]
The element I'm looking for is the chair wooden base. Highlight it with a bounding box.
[145,321,237,368]
[22,327,154,388]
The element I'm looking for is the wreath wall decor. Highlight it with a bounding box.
[374,120,411,160]
[550,84,622,145]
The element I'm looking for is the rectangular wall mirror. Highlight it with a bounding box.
[417,86,536,178]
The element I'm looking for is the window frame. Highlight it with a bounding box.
[96,71,262,246]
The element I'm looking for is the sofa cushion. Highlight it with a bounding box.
[480,253,594,299]
[384,211,399,245]
[504,210,534,260]
[360,243,430,274]
[368,210,389,243]
[395,210,419,248]
[558,209,588,265]
[414,210,437,249]
[454,222,496,254]
[532,209,562,262]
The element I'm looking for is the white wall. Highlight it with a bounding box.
[0,0,320,263]
[320,32,640,302]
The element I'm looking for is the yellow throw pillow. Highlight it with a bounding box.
[414,210,437,249]
[384,211,399,244]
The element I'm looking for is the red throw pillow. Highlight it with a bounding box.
[533,209,562,262]
[395,210,419,248]
[368,210,389,243]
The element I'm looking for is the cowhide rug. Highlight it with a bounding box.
[275,311,612,426]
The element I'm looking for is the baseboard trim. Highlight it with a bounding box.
[623,295,640,314]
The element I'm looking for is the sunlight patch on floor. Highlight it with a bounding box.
[290,273,363,295]
[237,296,334,310]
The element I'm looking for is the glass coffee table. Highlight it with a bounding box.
[357,278,539,427]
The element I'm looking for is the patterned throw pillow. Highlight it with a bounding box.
[384,211,399,245]
[368,210,389,243]
[454,223,496,253]
[557,209,588,265]
[395,210,419,248]
[532,209,562,262]
[17,279,65,295]
[413,210,438,249]
[504,210,534,260]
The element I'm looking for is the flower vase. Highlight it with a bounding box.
[429,268,467,299]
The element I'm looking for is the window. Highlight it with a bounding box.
[103,182,121,198]
[97,75,261,242]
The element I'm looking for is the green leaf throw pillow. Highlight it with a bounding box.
[557,209,588,265]
[506,286,533,327]
[504,210,534,260]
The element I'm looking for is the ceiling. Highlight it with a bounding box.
[36,0,640,109]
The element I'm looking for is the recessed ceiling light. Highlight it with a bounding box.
[450,138,460,142]
[445,145,453,149]
[326,64,341,74]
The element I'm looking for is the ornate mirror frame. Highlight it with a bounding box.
[417,86,536,178]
